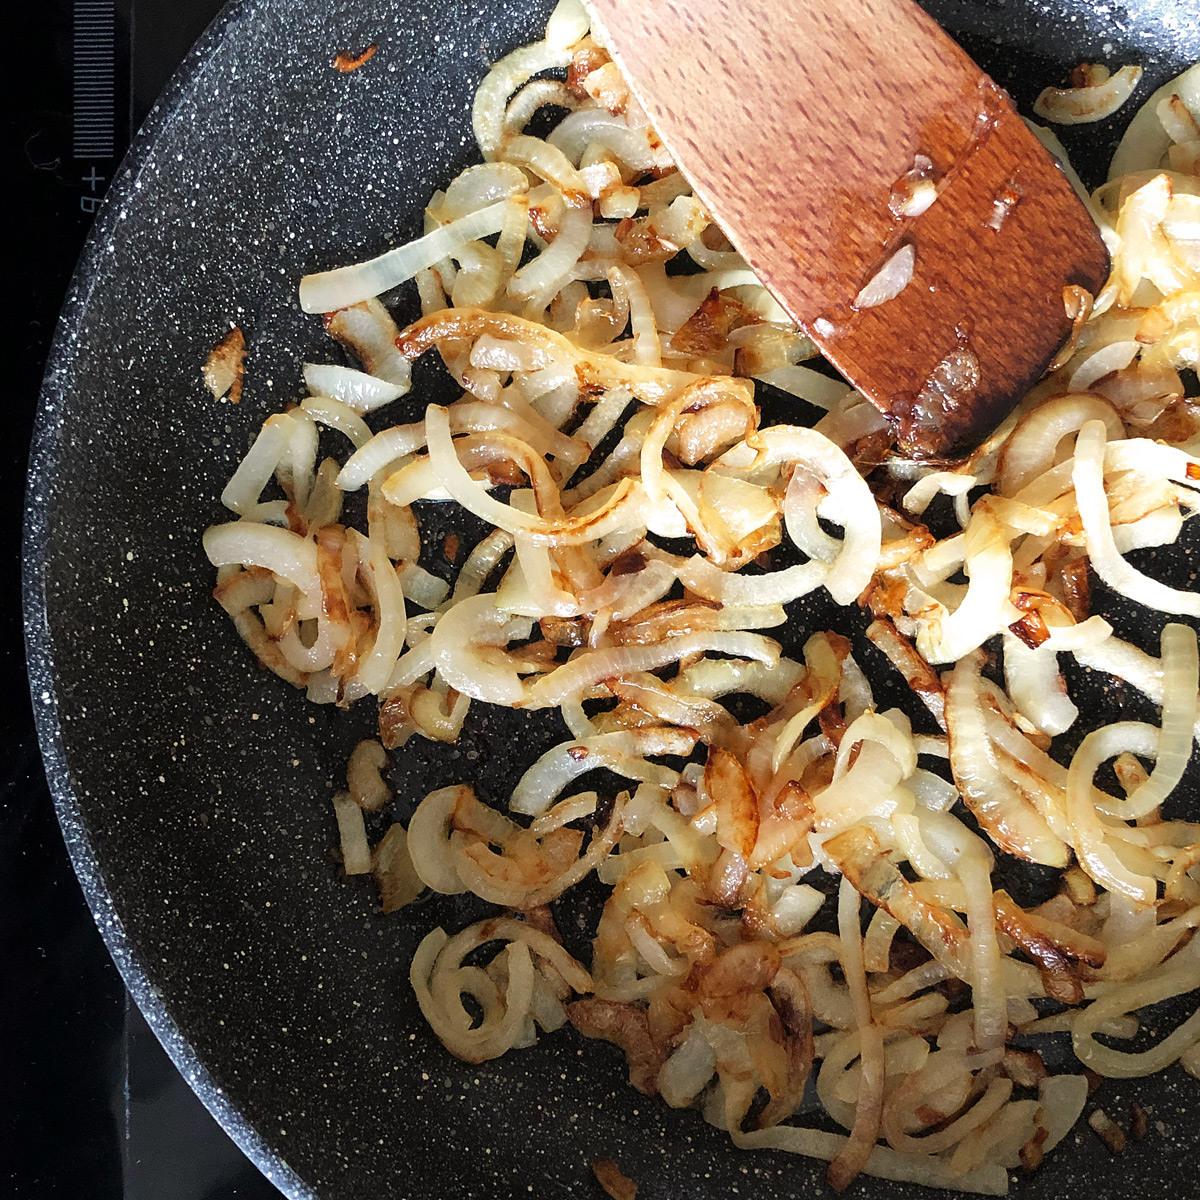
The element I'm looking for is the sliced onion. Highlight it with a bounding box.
[1073,938,1200,1075]
[398,307,695,403]
[300,396,372,451]
[1095,623,1197,820]
[332,792,371,875]
[510,198,594,309]
[733,1121,1007,1194]
[946,650,1069,867]
[220,414,295,515]
[549,110,659,170]
[775,428,881,603]
[473,41,573,160]
[1003,632,1078,737]
[1074,420,1200,616]
[429,593,531,704]
[1066,722,1159,904]
[754,365,852,410]
[1068,340,1140,391]
[916,505,1019,665]
[438,161,531,220]
[407,786,470,894]
[325,299,413,387]
[901,469,976,517]
[996,392,1124,496]
[338,402,578,492]
[511,730,693,815]
[544,0,589,46]
[504,133,588,197]
[411,926,536,1063]
[1110,63,1200,179]
[303,362,407,412]
[524,631,781,709]
[346,741,391,815]
[608,264,661,367]
[372,824,424,912]
[300,202,513,313]
[356,536,408,695]
[203,522,320,595]
[1034,64,1143,125]
[853,244,915,310]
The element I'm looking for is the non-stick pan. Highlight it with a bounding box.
[24,0,1200,1196]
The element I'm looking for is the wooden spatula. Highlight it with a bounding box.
[582,0,1110,460]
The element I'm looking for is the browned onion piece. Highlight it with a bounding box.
[591,1158,638,1200]
[825,826,970,980]
[568,998,668,1095]
[1034,64,1143,124]
[203,325,247,403]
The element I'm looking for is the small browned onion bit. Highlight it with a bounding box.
[202,325,246,404]
[333,43,377,72]
[1088,1108,1127,1155]
[591,1157,637,1200]
[1130,1102,1149,1141]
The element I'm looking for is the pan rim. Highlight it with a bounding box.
[21,0,314,1194]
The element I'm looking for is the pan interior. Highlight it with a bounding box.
[25,0,1200,1197]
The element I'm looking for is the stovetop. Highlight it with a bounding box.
[7,4,283,1196]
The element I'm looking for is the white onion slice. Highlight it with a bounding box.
[300,396,373,451]
[544,0,589,48]
[220,414,294,515]
[1074,420,1200,616]
[332,792,371,875]
[946,650,1069,867]
[608,264,661,367]
[303,362,407,412]
[325,300,412,387]
[1110,63,1200,179]
[1101,623,1198,820]
[996,392,1123,496]
[203,522,320,595]
[524,631,780,709]
[1003,633,1078,737]
[338,402,576,492]
[355,537,408,696]
[1073,938,1200,1075]
[299,202,512,313]
[438,162,530,220]
[473,41,573,159]
[411,928,535,1063]
[1068,340,1140,391]
[511,730,695,815]
[853,244,915,310]
[1066,722,1159,904]
[503,133,588,197]
[509,199,593,308]
[775,428,881,603]
[917,506,1018,665]
[548,110,659,169]
[754,365,852,410]
[902,470,976,517]
[429,593,531,705]
[1034,64,1143,125]
[407,786,470,894]
[732,1127,1007,1195]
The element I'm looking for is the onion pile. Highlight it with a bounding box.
[205,6,1200,1193]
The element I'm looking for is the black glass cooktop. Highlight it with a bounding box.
[8,3,283,1196]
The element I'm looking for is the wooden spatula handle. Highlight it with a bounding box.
[585,0,1110,458]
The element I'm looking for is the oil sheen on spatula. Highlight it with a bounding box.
[583,0,1110,460]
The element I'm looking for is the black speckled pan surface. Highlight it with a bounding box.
[23,0,1200,1197]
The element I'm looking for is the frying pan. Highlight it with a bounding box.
[23,0,1200,1196]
